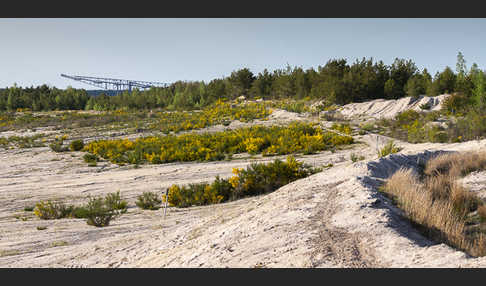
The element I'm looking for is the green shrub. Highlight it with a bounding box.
[407,120,426,143]
[350,153,365,162]
[69,139,84,151]
[24,206,34,212]
[361,123,374,132]
[33,201,74,220]
[71,206,90,218]
[426,126,448,143]
[331,123,352,135]
[378,141,401,158]
[49,141,68,152]
[83,153,99,163]
[136,192,162,210]
[167,156,320,208]
[104,191,128,213]
[442,93,471,115]
[84,197,117,227]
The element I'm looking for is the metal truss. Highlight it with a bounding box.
[60,74,168,91]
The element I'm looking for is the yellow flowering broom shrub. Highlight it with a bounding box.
[84,122,354,165]
[165,156,320,208]
[149,100,272,133]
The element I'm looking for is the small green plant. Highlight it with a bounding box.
[83,153,99,163]
[24,206,34,212]
[136,192,162,210]
[361,123,374,132]
[49,135,69,152]
[37,226,47,231]
[33,201,74,220]
[104,191,128,213]
[419,103,431,110]
[51,241,68,247]
[350,153,365,162]
[84,197,116,227]
[378,140,402,158]
[71,206,90,218]
[69,139,85,151]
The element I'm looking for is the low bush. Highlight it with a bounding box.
[331,123,352,135]
[33,191,128,227]
[83,153,99,163]
[104,191,128,213]
[360,123,374,132]
[84,197,116,227]
[350,153,365,162]
[378,140,401,158]
[136,192,162,210]
[69,139,84,151]
[49,135,69,152]
[166,156,320,208]
[33,201,74,220]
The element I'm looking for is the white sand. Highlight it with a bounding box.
[3,98,486,267]
[339,94,450,119]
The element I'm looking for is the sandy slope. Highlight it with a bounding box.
[2,132,486,267]
[339,94,449,119]
[3,101,486,267]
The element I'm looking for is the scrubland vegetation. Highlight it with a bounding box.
[33,191,128,227]
[148,100,271,134]
[83,122,354,165]
[0,134,46,149]
[382,151,486,257]
[166,156,320,208]
[0,100,270,133]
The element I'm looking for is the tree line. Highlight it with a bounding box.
[1,53,485,111]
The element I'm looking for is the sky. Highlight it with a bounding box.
[1,18,485,89]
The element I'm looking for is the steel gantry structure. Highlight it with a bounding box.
[60,74,168,92]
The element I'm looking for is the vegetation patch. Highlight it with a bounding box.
[148,100,271,134]
[33,200,74,220]
[166,156,321,208]
[136,192,162,210]
[267,99,310,114]
[381,151,486,257]
[0,134,46,149]
[350,153,365,162]
[49,135,69,152]
[69,139,84,151]
[378,140,401,158]
[84,122,354,165]
[33,192,128,227]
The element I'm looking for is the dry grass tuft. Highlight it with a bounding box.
[382,151,486,257]
[424,151,486,177]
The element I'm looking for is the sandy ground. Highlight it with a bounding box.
[2,102,486,267]
[339,94,449,119]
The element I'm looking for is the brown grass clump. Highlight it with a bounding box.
[382,151,486,257]
[424,151,486,178]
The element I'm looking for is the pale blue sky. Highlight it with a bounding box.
[1,18,485,89]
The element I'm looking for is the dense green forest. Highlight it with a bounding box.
[1,53,485,112]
